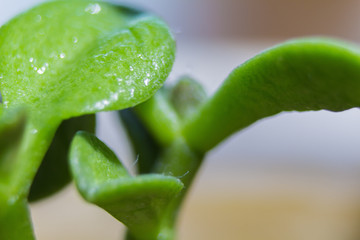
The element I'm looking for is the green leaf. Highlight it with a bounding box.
[0,1,175,122]
[0,2,174,237]
[183,38,360,152]
[69,131,184,240]
[29,114,95,202]
[0,0,174,197]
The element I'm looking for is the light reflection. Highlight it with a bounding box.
[144,78,150,86]
[37,66,45,74]
[85,3,101,15]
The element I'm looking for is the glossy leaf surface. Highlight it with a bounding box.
[0,1,175,122]
[183,38,360,152]
[70,131,184,240]
[0,1,175,238]
[0,0,174,195]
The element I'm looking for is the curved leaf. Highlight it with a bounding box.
[0,1,175,122]
[0,0,174,197]
[0,2,174,237]
[183,38,360,152]
[69,131,184,240]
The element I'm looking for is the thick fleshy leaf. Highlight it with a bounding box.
[0,2,174,237]
[0,0,174,198]
[0,1,175,122]
[29,114,95,202]
[183,38,360,152]
[69,131,184,240]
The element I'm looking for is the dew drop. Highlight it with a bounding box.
[130,88,135,97]
[110,92,119,101]
[144,78,150,86]
[116,78,123,85]
[60,53,66,59]
[37,66,46,74]
[29,58,34,63]
[129,66,134,71]
[85,3,101,14]
[73,37,78,43]
[126,79,134,86]
[152,61,159,70]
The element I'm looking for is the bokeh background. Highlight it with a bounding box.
[2,0,360,239]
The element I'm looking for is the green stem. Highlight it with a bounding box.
[132,93,205,240]
[134,91,181,147]
[0,114,60,239]
[10,117,60,196]
[0,197,35,240]
[155,138,204,240]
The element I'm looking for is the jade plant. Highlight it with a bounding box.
[1,1,360,239]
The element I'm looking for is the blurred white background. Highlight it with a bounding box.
[2,0,360,239]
